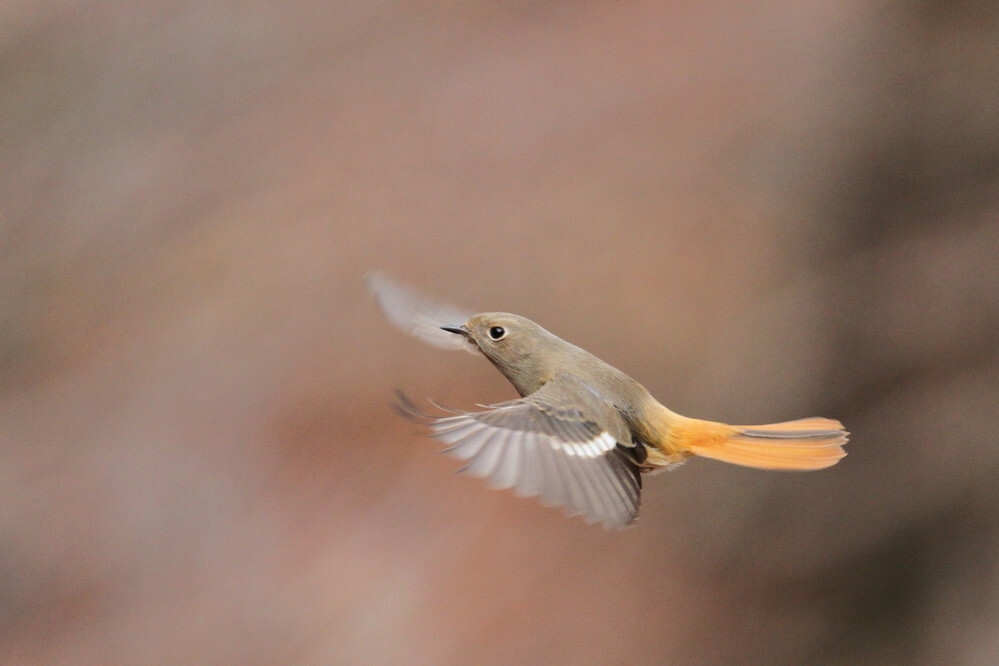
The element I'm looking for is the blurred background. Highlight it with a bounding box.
[2,2,997,664]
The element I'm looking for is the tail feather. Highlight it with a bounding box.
[674,416,847,471]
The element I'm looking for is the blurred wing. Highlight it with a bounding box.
[400,375,642,529]
[366,271,478,353]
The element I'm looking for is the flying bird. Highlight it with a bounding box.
[368,271,847,529]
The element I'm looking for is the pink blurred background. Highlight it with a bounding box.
[2,2,997,664]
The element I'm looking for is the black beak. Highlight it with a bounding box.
[441,325,469,336]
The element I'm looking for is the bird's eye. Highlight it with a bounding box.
[488,326,507,340]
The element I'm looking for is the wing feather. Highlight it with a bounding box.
[367,271,478,353]
[486,429,521,490]
[400,375,643,529]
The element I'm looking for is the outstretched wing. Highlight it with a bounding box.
[366,271,478,353]
[400,375,643,529]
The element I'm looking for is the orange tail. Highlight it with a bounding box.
[672,416,848,471]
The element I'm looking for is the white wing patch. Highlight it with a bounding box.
[553,432,617,458]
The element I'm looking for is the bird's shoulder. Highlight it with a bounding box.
[526,372,639,444]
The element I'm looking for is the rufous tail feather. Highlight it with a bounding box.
[668,416,848,471]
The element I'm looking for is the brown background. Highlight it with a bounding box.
[2,2,997,664]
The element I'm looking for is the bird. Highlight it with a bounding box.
[367,271,847,529]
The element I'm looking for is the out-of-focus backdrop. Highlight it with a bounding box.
[2,2,997,664]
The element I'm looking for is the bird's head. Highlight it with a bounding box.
[442,312,559,395]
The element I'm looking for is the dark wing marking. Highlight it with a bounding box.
[366,271,478,354]
[398,375,642,529]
